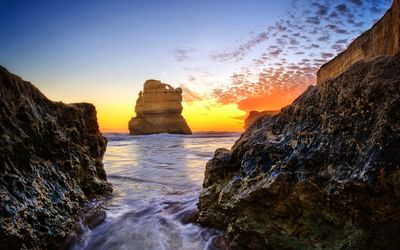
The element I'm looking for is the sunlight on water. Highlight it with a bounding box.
[71,132,239,250]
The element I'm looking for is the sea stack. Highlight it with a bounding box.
[128,80,192,135]
[198,1,400,249]
[0,66,112,249]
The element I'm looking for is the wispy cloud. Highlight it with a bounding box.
[170,47,196,62]
[210,32,269,62]
[209,0,391,111]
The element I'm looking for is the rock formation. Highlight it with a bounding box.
[128,80,192,135]
[198,53,400,249]
[317,0,400,83]
[0,66,112,249]
[244,111,280,130]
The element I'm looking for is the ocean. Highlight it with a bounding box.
[71,132,240,250]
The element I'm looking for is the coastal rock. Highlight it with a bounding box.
[128,80,192,135]
[244,111,279,130]
[198,54,400,249]
[0,66,112,249]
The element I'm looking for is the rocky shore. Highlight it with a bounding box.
[198,54,400,249]
[0,66,112,249]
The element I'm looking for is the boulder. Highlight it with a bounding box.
[0,66,112,249]
[128,80,192,135]
[198,54,400,249]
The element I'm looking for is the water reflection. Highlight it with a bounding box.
[71,133,239,250]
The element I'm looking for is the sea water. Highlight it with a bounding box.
[71,132,239,250]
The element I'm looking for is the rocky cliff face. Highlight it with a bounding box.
[0,66,112,249]
[128,80,192,135]
[198,54,400,249]
[317,0,399,83]
[244,111,280,130]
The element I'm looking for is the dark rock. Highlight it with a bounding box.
[244,111,280,130]
[198,54,400,249]
[0,66,112,249]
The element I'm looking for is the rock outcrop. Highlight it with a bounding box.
[0,66,112,249]
[317,0,400,83]
[128,80,192,135]
[244,111,280,130]
[198,54,400,249]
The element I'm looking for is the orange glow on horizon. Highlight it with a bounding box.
[97,86,305,133]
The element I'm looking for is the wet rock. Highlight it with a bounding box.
[198,54,400,249]
[128,80,192,135]
[0,66,112,249]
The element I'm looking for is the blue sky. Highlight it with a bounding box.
[0,0,392,131]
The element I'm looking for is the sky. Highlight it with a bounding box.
[0,0,392,132]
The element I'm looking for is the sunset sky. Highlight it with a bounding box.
[0,0,391,132]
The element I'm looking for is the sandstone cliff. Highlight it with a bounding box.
[317,0,399,83]
[244,111,280,130]
[198,54,400,249]
[128,80,192,135]
[0,66,112,249]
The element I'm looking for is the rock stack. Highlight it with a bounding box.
[128,80,192,135]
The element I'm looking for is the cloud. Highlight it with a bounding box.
[180,84,205,103]
[321,52,334,59]
[210,32,268,62]
[335,4,349,15]
[171,47,195,62]
[350,0,362,6]
[195,0,391,112]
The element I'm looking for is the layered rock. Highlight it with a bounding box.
[128,80,192,135]
[198,54,400,249]
[0,66,112,249]
[244,111,280,130]
[317,0,400,83]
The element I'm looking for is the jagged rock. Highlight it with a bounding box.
[128,80,192,135]
[0,66,112,249]
[244,111,280,130]
[198,54,400,249]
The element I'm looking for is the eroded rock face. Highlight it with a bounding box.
[198,54,400,249]
[128,80,192,135]
[244,111,280,130]
[317,0,399,83]
[0,66,112,249]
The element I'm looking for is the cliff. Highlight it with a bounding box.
[0,66,112,249]
[198,54,400,249]
[128,80,192,135]
[244,111,280,130]
[317,0,400,83]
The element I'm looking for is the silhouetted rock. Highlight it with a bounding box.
[128,80,192,135]
[0,66,112,249]
[244,111,279,130]
[198,54,400,249]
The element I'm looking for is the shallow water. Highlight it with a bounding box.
[71,132,239,250]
